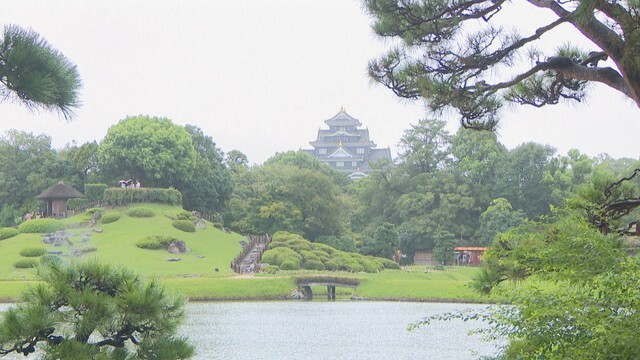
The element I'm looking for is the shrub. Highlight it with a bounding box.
[127,206,155,218]
[260,265,279,273]
[0,227,19,240]
[136,235,177,250]
[272,231,303,242]
[20,247,47,257]
[172,220,196,232]
[212,222,223,230]
[177,211,195,221]
[18,218,64,233]
[355,257,381,273]
[103,187,182,206]
[268,241,288,249]
[13,259,38,268]
[302,259,326,271]
[287,239,312,252]
[261,247,302,266]
[311,243,335,254]
[280,260,300,270]
[375,257,401,270]
[101,212,121,224]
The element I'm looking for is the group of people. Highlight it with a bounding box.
[24,210,43,221]
[118,179,141,188]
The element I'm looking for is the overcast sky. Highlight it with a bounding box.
[1,0,638,165]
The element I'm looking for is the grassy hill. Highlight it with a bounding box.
[0,203,244,282]
[0,204,499,303]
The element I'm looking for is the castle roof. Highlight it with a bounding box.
[324,107,362,127]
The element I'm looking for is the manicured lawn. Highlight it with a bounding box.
[0,206,503,303]
[0,204,244,281]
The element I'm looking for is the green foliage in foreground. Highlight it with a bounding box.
[422,209,639,359]
[17,219,64,234]
[262,231,400,273]
[0,260,194,359]
[0,228,18,240]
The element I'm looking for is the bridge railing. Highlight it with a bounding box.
[231,234,271,273]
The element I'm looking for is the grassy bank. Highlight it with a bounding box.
[0,266,501,303]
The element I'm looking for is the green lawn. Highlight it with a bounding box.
[0,204,244,282]
[0,206,503,303]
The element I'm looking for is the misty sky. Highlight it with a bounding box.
[1,0,638,164]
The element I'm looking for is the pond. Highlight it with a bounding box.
[0,301,504,359]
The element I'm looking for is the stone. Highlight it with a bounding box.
[93,228,103,233]
[167,240,190,254]
[194,218,206,230]
[165,258,181,261]
[88,211,101,227]
[42,231,73,246]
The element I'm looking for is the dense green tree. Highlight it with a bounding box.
[264,151,349,187]
[362,222,400,259]
[364,0,640,129]
[397,118,452,175]
[432,230,457,265]
[178,125,232,214]
[59,141,99,184]
[224,149,249,173]
[224,163,344,239]
[495,142,557,217]
[97,116,197,188]
[0,131,79,226]
[450,128,507,207]
[0,25,81,119]
[474,198,526,246]
[0,260,193,358]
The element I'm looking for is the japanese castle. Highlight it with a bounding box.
[302,108,392,180]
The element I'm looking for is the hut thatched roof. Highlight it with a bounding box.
[35,182,84,200]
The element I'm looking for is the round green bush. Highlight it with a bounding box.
[18,218,65,234]
[19,247,47,257]
[356,257,381,273]
[0,227,19,240]
[311,243,335,254]
[272,231,303,242]
[101,212,121,224]
[268,241,288,249]
[212,222,224,230]
[126,206,155,218]
[280,260,300,270]
[177,211,195,221]
[260,265,279,273]
[172,220,196,232]
[13,259,38,269]
[136,235,177,250]
[302,259,326,271]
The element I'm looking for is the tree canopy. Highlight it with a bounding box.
[0,25,81,120]
[0,260,193,359]
[97,116,197,188]
[364,0,640,129]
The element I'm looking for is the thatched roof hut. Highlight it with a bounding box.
[36,181,84,217]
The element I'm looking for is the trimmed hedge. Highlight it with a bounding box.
[101,212,121,224]
[103,187,182,206]
[19,247,48,257]
[13,259,38,269]
[0,227,19,240]
[18,219,65,234]
[136,235,177,250]
[261,231,397,273]
[85,183,108,202]
[126,207,155,218]
[172,220,196,233]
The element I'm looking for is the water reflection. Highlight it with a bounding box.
[0,301,503,359]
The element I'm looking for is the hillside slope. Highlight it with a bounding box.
[0,204,244,281]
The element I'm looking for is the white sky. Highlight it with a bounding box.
[0,0,638,165]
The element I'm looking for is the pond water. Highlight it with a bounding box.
[0,301,504,359]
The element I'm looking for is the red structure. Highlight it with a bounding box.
[454,247,487,266]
